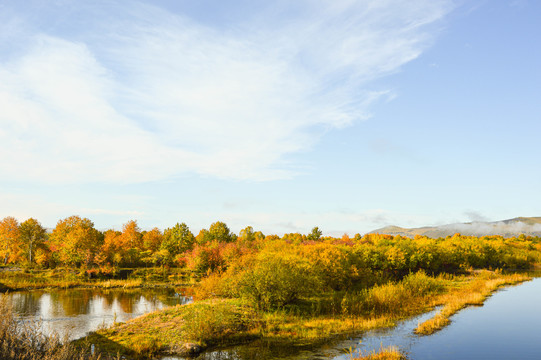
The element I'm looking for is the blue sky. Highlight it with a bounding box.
[0,0,539,235]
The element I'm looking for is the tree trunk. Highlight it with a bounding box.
[29,235,34,265]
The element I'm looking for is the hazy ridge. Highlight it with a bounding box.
[370,217,541,238]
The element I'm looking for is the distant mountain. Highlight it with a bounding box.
[369,217,541,238]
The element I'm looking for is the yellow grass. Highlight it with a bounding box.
[351,345,405,360]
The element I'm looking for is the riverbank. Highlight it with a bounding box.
[415,271,530,335]
[83,270,531,358]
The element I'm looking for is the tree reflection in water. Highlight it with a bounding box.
[5,287,190,340]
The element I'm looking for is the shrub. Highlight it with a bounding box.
[234,251,321,310]
[182,300,257,345]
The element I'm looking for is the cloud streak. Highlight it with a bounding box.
[0,0,454,183]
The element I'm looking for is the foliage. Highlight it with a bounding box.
[161,222,195,259]
[142,227,163,252]
[0,214,539,283]
[196,221,237,245]
[238,226,264,243]
[307,226,323,241]
[120,220,142,250]
[0,217,21,265]
[49,216,102,267]
[18,218,47,266]
[185,241,225,274]
[238,250,321,309]
[181,300,257,345]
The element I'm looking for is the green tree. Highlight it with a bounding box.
[161,223,195,258]
[236,251,320,310]
[19,218,47,265]
[238,226,255,242]
[307,227,323,241]
[209,221,236,243]
[197,221,236,244]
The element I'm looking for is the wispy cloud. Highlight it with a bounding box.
[464,210,490,222]
[0,0,454,183]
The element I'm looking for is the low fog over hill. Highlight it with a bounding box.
[370,217,541,238]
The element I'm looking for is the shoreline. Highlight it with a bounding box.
[81,270,532,359]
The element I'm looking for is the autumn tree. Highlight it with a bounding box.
[19,218,47,265]
[0,216,21,264]
[142,228,163,252]
[161,223,195,258]
[49,216,101,267]
[239,226,255,242]
[97,230,123,267]
[238,226,265,245]
[195,229,209,245]
[196,221,236,245]
[121,220,142,250]
[282,232,306,244]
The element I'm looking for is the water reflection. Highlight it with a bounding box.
[5,287,190,340]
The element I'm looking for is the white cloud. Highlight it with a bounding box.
[0,0,453,183]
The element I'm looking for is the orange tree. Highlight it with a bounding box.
[49,216,102,267]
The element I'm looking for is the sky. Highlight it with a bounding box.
[0,0,540,236]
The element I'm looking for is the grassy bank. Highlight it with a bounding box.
[415,271,530,335]
[83,270,531,358]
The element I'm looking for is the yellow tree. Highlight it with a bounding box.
[19,218,47,265]
[120,220,143,266]
[142,228,163,252]
[0,217,22,264]
[49,216,101,267]
[97,230,123,267]
[121,220,142,250]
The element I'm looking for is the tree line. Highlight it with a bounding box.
[0,216,539,279]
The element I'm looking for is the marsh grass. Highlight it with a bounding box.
[350,345,406,360]
[0,270,81,290]
[415,271,531,335]
[0,269,163,291]
[96,279,143,289]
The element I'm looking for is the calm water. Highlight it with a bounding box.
[183,277,541,360]
[5,287,190,340]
